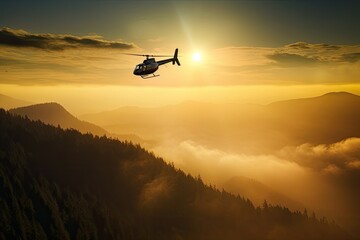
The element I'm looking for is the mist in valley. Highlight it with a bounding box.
[81,92,360,236]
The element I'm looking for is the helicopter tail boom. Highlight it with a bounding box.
[157,48,181,66]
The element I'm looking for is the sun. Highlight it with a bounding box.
[192,52,202,62]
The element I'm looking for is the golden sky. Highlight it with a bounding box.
[0,1,359,114]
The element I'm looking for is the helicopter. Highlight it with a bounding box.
[127,48,180,79]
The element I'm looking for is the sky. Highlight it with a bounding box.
[0,0,360,114]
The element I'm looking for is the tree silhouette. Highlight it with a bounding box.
[0,109,354,240]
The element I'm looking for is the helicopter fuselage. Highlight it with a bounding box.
[133,58,159,76]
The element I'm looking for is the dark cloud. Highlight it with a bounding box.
[340,52,360,63]
[314,43,341,50]
[0,56,24,65]
[0,27,135,51]
[267,53,320,66]
[278,42,360,65]
[286,42,311,50]
[0,56,87,76]
[285,42,340,50]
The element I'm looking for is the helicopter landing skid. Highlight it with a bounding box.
[141,74,159,79]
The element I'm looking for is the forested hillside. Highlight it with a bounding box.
[0,109,353,239]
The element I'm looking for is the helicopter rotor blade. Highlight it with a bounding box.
[150,54,173,57]
[123,53,149,57]
[123,53,173,57]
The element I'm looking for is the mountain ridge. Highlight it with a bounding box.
[0,92,31,109]
[0,109,353,239]
[267,91,360,108]
[79,91,360,147]
[9,102,149,146]
[223,176,305,211]
[9,102,109,136]
[82,91,359,116]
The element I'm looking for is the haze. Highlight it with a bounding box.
[1,0,360,238]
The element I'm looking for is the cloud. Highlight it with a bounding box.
[1,29,360,86]
[266,42,360,66]
[277,138,360,234]
[208,42,360,85]
[285,42,311,50]
[152,140,306,187]
[0,56,84,72]
[340,52,360,63]
[278,138,360,174]
[0,27,135,50]
[214,42,360,68]
[267,53,320,66]
[0,56,24,65]
[152,138,360,234]
[285,42,341,51]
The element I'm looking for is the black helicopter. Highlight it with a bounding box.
[128,48,180,79]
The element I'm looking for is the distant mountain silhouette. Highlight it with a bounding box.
[0,92,31,109]
[265,92,360,144]
[268,92,360,109]
[75,93,360,238]
[223,176,304,211]
[81,101,223,128]
[80,101,255,141]
[9,102,108,136]
[9,102,146,145]
[0,109,352,239]
[81,92,360,152]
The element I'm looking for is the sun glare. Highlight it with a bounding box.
[192,52,202,62]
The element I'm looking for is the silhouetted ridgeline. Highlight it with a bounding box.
[0,93,30,110]
[9,102,147,146]
[0,109,353,239]
[9,102,108,136]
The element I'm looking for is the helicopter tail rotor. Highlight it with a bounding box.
[172,48,181,66]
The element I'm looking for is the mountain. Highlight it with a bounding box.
[80,92,360,237]
[223,176,304,211]
[79,92,360,236]
[0,109,352,239]
[80,101,260,147]
[0,93,31,109]
[9,102,108,136]
[268,92,360,109]
[81,92,360,152]
[265,92,360,145]
[9,102,148,146]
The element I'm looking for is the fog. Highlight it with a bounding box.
[80,92,360,236]
[152,138,360,236]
